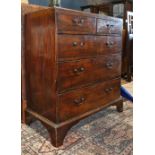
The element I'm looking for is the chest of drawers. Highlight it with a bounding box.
[24,7,123,147]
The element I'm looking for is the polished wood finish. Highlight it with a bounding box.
[58,35,122,60]
[58,78,120,122]
[24,6,123,147]
[56,11,96,34]
[58,35,97,60]
[58,54,121,92]
[21,3,49,123]
[97,19,122,35]
[25,8,57,123]
[80,0,133,82]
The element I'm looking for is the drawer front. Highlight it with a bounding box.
[58,78,120,122]
[57,54,121,92]
[97,19,122,35]
[58,35,97,60]
[97,36,122,55]
[58,35,122,60]
[56,12,96,34]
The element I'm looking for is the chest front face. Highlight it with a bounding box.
[54,8,122,121]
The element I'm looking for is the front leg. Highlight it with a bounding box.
[116,100,123,112]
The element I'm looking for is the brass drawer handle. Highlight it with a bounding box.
[80,19,84,24]
[106,62,113,69]
[80,42,85,46]
[72,42,85,47]
[74,97,85,105]
[73,68,78,73]
[105,87,113,93]
[106,24,110,27]
[110,42,114,45]
[72,17,79,25]
[73,67,85,73]
[79,67,85,72]
[106,24,114,28]
[106,42,114,48]
[81,97,85,101]
[72,17,84,26]
[106,24,114,33]
[73,42,78,46]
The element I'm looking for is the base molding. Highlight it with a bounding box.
[25,97,123,147]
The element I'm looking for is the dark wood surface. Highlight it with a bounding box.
[97,18,122,35]
[58,54,121,92]
[25,8,57,122]
[58,35,122,61]
[21,3,50,123]
[80,1,133,82]
[56,11,96,34]
[24,6,123,147]
[58,78,120,122]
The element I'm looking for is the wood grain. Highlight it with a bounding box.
[58,35,122,61]
[58,54,121,92]
[24,7,123,147]
[58,78,120,122]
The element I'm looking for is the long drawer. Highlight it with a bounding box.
[56,11,96,34]
[58,78,120,122]
[57,54,121,92]
[58,35,122,60]
[97,18,122,35]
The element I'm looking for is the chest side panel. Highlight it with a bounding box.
[25,9,57,122]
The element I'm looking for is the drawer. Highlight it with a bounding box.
[57,54,121,92]
[56,12,96,34]
[57,35,97,60]
[58,35,122,60]
[96,36,122,55]
[58,78,120,122]
[97,19,122,35]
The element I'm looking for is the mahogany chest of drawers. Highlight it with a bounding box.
[24,7,123,147]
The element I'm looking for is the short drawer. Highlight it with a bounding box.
[56,12,96,34]
[97,19,122,35]
[57,54,121,92]
[58,35,122,60]
[58,78,120,122]
[96,36,122,55]
[57,35,97,60]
